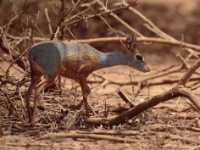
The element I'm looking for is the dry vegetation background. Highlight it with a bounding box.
[0,0,200,149]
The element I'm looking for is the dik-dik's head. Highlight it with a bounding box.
[124,33,150,72]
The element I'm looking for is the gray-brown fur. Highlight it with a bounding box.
[25,34,150,124]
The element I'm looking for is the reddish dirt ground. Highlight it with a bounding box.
[0,0,200,149]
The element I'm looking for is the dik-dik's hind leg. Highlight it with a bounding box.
[25,75,41,123]
[31,76,55,125]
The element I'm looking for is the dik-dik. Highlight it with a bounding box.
[25,33,150,124]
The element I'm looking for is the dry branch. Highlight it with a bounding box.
[96,0,143,37]
[76,129,140,136]
[39,132,136,143]
[88,65,186,89]
[44,8,53,35]
[85,60,200,126]
[0,33,26,71]
[65,4,131,26]
[117,90,135,107]
[5,35,200,52]
[73,37,200,52]
[169,134,200,145]
[178,60,200,85]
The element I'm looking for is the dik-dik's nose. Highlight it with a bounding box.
[143,61,151,72]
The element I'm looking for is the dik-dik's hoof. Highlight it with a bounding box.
[85,104,96,116]
[27,116,36,126]
[69,103,96,116]
[69,104,82,110]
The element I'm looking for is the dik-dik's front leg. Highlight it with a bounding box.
[79,79,93,115]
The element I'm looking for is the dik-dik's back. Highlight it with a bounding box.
[28,41,101,80]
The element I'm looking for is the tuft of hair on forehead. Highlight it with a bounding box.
[124,33,137,54]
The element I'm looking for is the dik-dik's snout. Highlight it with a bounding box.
[135,60,150,72]
[142,61,150,72]
[132,53,150,73]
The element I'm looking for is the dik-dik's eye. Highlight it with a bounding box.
[136,54,144,61]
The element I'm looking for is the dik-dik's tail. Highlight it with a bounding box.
[28,49,45,79]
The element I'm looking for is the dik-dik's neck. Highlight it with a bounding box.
[99,51,127,68]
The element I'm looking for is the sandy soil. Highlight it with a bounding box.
[0,0,200,150]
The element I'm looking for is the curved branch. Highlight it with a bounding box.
[72,37,200,51]
[6,34,200,52]
[85,60,200,126]
[85,86,200,126]
[178,60,200,85]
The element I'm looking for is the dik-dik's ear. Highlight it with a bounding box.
[124,33,137,54]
